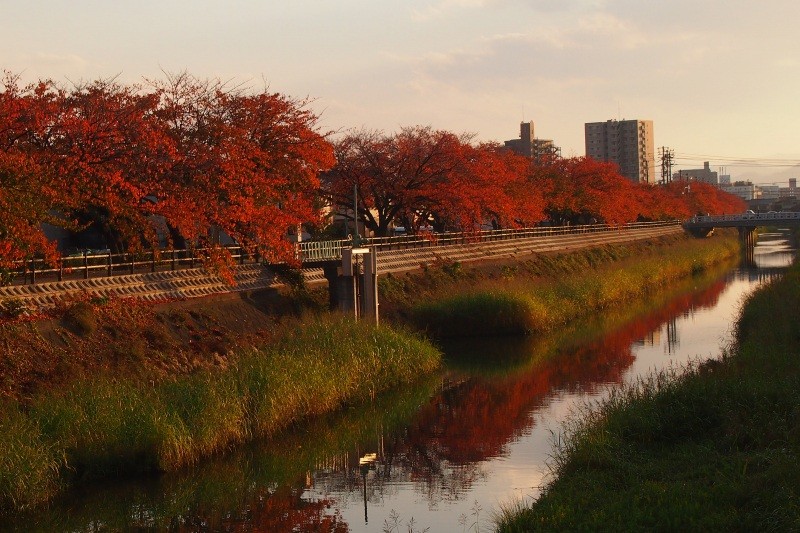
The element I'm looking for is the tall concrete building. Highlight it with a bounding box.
[584,119,655,184]
[505,122,560,162]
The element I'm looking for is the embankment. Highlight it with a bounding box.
[0,316,439,512]
[382,231,740,338]
[0,230,738,513]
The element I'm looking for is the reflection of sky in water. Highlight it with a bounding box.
[317,233,794,532]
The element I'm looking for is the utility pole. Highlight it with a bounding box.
[659,146,674,184]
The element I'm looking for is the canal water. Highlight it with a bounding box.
[7,231,795,532]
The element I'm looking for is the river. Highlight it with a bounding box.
[6,231,795,532]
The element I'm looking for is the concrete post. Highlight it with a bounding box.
[362,247,379,324]
[340,248,358,318]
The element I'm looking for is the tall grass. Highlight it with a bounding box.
[0,401,63,512]
[0,316,441,511]
[414,235,739,337]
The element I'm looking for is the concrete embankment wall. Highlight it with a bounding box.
[1,225,683,312]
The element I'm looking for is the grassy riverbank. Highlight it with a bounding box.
[0,230,739,514]
[495,260,800,531]
[0,316,440,512]
[410,233,739,337]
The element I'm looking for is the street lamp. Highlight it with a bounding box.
[352,183,362,246]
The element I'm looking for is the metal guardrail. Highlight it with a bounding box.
[5,221,681,285]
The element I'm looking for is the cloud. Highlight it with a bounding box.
[411,0,497,21]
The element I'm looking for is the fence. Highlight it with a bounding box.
[301,220,681,261]
[5,220,681,286]
[8,246,260,286]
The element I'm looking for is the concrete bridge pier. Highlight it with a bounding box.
[738,227,756,265]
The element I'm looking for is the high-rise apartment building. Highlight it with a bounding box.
[584,119,655,184]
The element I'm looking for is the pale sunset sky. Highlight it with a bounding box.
[3,0,799,183]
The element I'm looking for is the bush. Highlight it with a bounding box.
[62,302,97,336]
[0,298,26,319]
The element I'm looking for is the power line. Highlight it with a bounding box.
[672,152,800,168]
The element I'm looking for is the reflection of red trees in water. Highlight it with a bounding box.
[394,277,728,473]
[174,487,348,533]
[129,277,732,524]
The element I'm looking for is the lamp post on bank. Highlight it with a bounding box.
[352,183,362,247]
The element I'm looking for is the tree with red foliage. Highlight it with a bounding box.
[36,77,174,253]
[0,71,334,283]
[323,127,545,236]
[425,142,545,231]
[667,180,746,216]
[322,127,464,237]
[149,72,335,263]
[535,157,642,225]
[0,74,71,279]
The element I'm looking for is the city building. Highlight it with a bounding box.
[584,119,655,184]
[759,185,781,200]
[504,122,560,162]
[721,182,757,201]
[675,161,719,185]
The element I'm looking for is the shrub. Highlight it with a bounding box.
[0,298,26,319]
[62,302,97,336]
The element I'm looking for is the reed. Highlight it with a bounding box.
[0,400,63,512]
[413,235,739,338]
[0,316,441,511]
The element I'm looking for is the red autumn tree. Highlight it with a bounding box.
[36,77,174,253]
[535,157,643,224]
[671,180,746,215]
[424,142,545,231]
[0,74,71,278]
[0,71,334,282]
[323,128,546,236]
[149,72,335,263]
[322,127,466,237]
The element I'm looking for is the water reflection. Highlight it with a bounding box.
[3,234,793,532]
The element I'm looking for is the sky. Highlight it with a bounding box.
[3,0,799,184]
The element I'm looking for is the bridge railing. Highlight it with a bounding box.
[3,220,680,285]
[687,212,800,225]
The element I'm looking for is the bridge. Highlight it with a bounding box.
[1,221,683,313]
[683,212,800,238]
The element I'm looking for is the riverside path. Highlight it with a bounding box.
[0,221,682,313]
